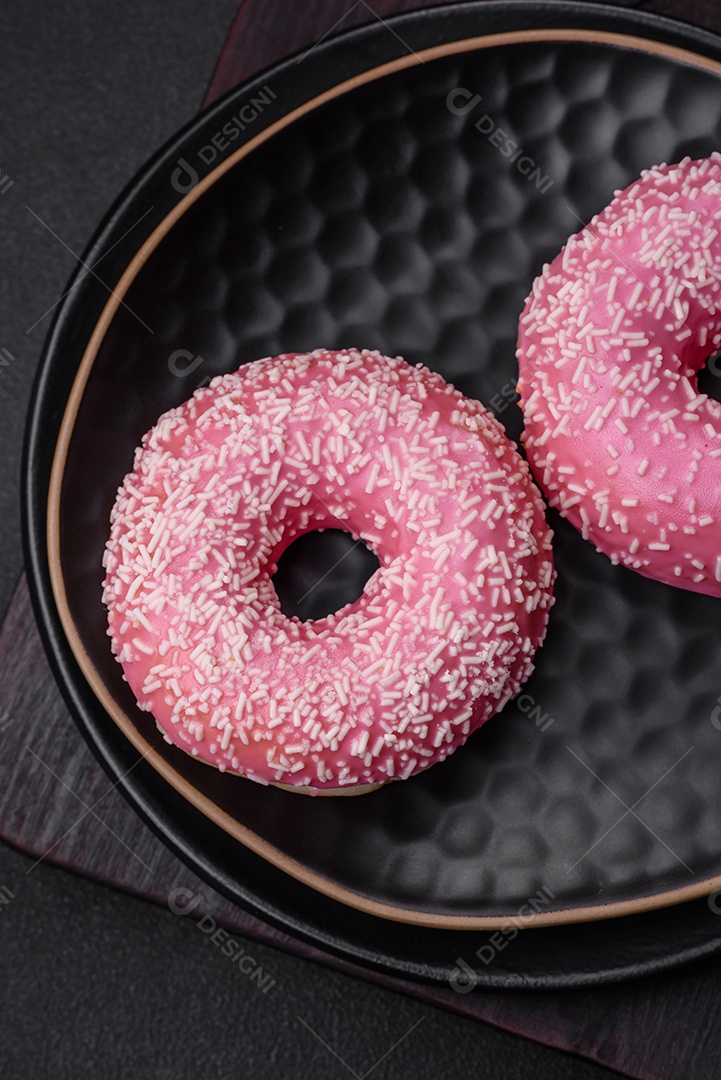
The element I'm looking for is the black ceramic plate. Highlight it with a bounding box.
[24,0,721,988]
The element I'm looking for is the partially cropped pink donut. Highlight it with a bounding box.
[103,349,554,794]
[518,154,721,595]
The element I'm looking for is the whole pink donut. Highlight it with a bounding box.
[518,155,721,595]
[103,349,554,794]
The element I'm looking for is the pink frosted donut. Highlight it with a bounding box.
[103,349,554,795]
[518,154,721,595]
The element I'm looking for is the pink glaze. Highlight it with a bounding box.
[103,349,554,793]
[518,155,721,596]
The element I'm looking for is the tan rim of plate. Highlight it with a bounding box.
[47,28,721,930]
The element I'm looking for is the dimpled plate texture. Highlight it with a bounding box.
[54,30,721,917]
[26,4,721,981]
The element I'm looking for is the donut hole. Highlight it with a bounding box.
[696,349,721,404]
[272,528,380,621]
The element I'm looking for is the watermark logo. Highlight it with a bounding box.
[449,886,556,992]
[515,692,554,732]
[0,347,13,374]
[168,887,203,917]
[0,885,15,911]
[488,378,518,416]
[171,86,277,193]
[706,349,721,377]
[447,88,554,194]
[0,169,14,196]
[711,694,721,731]
[170,157,200,195]
[168,349,206,379]
[168,887,276,994]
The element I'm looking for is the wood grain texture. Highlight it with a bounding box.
[204,0,450,108]
[4,572,721,1078]
[7,2,721,1077]
[203,0,721,112]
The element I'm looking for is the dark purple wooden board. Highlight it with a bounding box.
[9,567,721,1079]
[7,1,721,1077]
